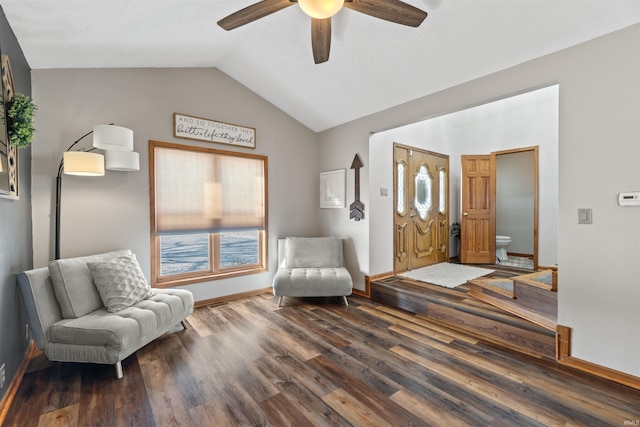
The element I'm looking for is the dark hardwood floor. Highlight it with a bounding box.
[370,265,559,360]
[4,293,639,426]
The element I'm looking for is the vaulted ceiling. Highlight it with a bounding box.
[2,1,640,132]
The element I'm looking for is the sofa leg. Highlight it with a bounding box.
[181,319,189,329]
[277,297,284,307]
[115,361,123,379]
[342,296,349,306]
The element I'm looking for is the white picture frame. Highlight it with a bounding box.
[320,169,346,208]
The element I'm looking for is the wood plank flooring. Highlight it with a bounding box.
[4,294,639,426]
[371,265,559,359]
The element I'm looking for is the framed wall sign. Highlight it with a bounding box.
[174,113,256,149]
[320,169,346,208]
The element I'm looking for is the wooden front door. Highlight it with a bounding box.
[460,154,495,264]
[394,144,449,273]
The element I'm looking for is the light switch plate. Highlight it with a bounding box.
[578,208,592,224]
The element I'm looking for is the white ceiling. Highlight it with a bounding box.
[2,0,640,132]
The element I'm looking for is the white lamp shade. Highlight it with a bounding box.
[63,151,105,176]
[92,124,134,151]
[299,0,343,19]
[106,150,140,171]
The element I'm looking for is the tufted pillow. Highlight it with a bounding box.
[88,254,156,313]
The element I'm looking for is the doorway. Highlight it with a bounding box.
[367,85,557,278]
[394,143,449,273]
[460,146,538,269]
[495,147,538,269]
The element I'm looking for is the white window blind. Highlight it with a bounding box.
[154,145,266,235]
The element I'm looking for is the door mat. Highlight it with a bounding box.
[399,263,495,289]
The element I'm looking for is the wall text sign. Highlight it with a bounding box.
[174,113,256,149]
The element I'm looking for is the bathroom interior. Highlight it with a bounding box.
[495,149,536,269]
[368,84,559,275]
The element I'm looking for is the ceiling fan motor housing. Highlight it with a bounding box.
[298,0,345,19]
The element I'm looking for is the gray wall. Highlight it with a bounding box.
[319,24,640,377]
[496,150,535,255]
[31,68,319,302]
[0,7,32,402]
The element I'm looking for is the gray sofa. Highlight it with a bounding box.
[272,237,353,307]
[17,249,194,378]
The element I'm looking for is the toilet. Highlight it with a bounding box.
[495,235,512,262]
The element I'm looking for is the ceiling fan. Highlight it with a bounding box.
[217,0,428,64]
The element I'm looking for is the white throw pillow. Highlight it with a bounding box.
[88,254,156,313]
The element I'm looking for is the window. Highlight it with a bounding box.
[150,141,267,287]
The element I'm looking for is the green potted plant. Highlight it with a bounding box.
[7,93,37,149]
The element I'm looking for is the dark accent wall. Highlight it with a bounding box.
[0,7,32,402]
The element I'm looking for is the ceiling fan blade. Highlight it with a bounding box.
[218,0,295,31]
[343,0,427,27]
[311,18,331,64]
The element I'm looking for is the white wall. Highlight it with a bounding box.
[31,68,319,302]
[319,25,640,376]
[367,85,558,275]
[369,114,458,275]
[454,86,559,268]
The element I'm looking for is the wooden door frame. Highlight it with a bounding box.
[492,146,539,270]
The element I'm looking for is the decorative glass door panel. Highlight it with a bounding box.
[409,155,436,269]
[414,164,432,220]
[436,163,449,263]
[439,169,446,215]
[397,161,407,216]
[394,150,409,272]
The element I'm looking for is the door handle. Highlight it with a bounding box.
[463,212,468,216]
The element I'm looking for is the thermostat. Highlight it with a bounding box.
[618,192,640,206]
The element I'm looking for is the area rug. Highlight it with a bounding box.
[399,263,495,289]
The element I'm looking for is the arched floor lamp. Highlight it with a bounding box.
[55,124,140,260]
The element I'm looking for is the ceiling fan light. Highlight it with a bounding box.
[299,0,344,19]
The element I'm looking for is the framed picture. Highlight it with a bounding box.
[320,169,346,208]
